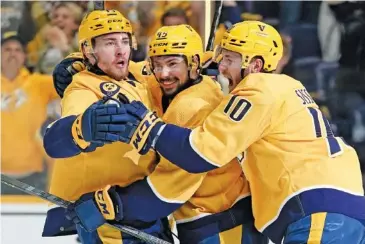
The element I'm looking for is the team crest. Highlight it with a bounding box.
[100,82,120,97]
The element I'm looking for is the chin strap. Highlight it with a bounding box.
[83,50,107,76]
[87,62,108,76]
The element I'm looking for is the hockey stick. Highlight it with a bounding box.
[205,0,224,51]
[93,1,105,10]
[0,174,171,244]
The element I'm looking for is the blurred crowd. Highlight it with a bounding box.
[1,0,365,194]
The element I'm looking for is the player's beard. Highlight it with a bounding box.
[222,69,245,92]
[159,77,181,98]
[109,64,129,81]
[217,74,230,94]
[160,77,193,99]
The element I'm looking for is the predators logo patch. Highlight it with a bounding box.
[100,82,120,97]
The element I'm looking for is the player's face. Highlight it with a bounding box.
[1,40,26,74]
[218,49,243,91]
[151,56,189,97]
[92,32,131,81]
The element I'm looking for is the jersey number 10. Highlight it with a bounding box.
[224,96,345,158]
[308,107,344,157]
[224,95,252,122]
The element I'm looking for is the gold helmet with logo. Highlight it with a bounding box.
[148,24,203,71]
[78,10,136,55]
[215,21,283,72]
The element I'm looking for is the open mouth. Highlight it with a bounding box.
[161,80,175,85]
[55,23,65,30]
[116,60,126,67]
[160,80,177,88]
[228,78,234,87]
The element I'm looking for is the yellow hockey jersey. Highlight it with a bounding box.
[147,75,251,223]
[45,62,165,242]
[129,60,149,85]
[154,73,365,243]
[49,69,156,201]
[1,68,58,175]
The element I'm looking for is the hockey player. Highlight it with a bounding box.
[129,25,267,244]
[42,10,173,243]
[113,21,365,243]
[49,24,268,243]
[64,24,268,244]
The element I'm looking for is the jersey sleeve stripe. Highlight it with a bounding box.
[146,177,186,204]
[118,178,182,222]
[155,124,219,173]
[43,115,81,158]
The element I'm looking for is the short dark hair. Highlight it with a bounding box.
[161,8,189,26]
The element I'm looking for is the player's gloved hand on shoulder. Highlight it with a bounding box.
[71,98,140,150]
[66,185,124,232]
[53,52,85,98]
[117,101,165,155]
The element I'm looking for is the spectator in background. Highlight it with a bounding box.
[212,0,242,47]
[147,1,204,38]
[143,7,190,60]
[1,1,27,33]
[27,2,83,74]
[324,0,365,189]
[1,32,59,194]
[318,1,342,63]
[327,1,365,132]
[278,1,302,30]
[330,1,365,72]
[161,7,189,26]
